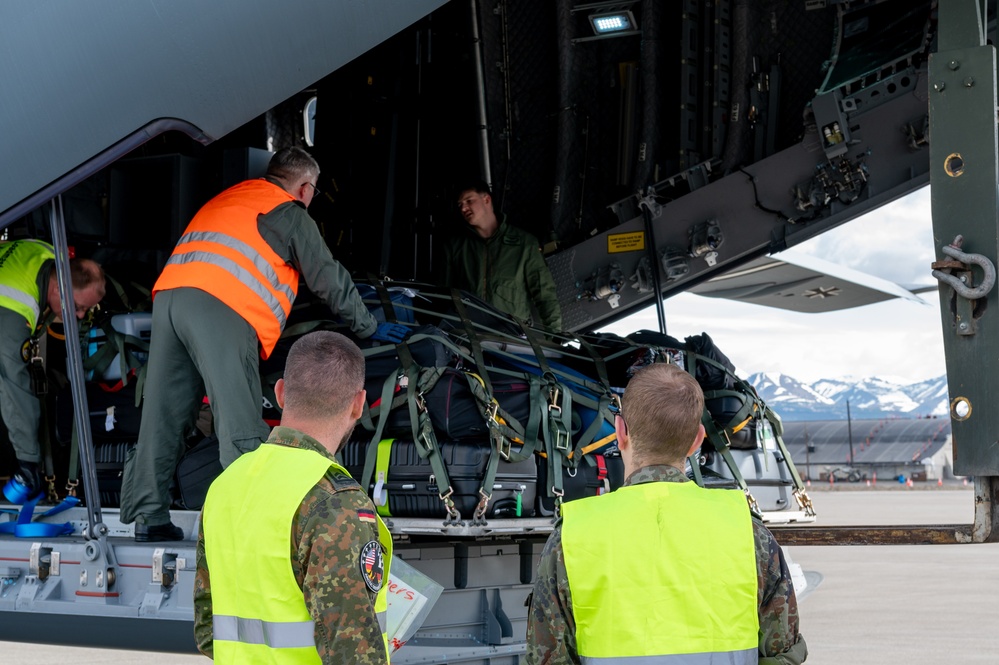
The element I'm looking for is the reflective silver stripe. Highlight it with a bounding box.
[376,609,387,634]
[166,250,288,326]
[0,284,40,321]
[579,649,757,665]
[177,231,296,304]
[213,615,315,649]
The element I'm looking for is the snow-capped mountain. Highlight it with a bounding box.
[748,373,948,421]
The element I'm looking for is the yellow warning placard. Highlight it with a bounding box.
[607,231,645,254]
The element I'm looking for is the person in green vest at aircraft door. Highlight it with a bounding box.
[194,331,392,664]
[0,239,104,502]
[526,362,808,664]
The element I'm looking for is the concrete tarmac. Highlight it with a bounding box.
[3,488,995,664]
[787,488,998,664]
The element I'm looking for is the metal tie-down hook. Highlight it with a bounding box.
[931,235,997,300]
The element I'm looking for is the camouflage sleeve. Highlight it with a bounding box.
[755,521,808,664]
[193,517,214,659]
[292,478,388,665]
[525,524,578,664]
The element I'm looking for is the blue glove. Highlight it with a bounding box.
[371,322,411,343]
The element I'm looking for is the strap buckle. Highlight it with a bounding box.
[471,488,490,525]
[65,479,78,498]
[436,485,462,525]
[45,475,58,504]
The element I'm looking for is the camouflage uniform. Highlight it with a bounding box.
[526,465,808,665]
[194,426,388,664]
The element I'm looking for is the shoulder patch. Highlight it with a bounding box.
[324,469,362,492]
[359,540,385,592]
[357,508,377,524]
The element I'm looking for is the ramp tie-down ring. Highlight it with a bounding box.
[931,235,997,300]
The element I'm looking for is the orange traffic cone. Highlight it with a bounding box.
[873,471,877,486]
[938,478,943,487]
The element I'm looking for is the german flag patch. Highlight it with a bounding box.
[357,508,377,524]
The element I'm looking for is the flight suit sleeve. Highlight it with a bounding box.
[293,480,388,665]
[526,524,579,664]
[193,519,214,659]
[755,521,808,664]
[523,243,563,332]
[259,203,378,339]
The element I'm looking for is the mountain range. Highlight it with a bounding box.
[747,373,949,421]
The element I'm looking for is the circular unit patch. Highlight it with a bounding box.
[359,540,385,593]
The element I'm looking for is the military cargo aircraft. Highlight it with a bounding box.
[3,0,995,661]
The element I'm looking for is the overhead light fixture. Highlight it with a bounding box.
[588,10,636,35]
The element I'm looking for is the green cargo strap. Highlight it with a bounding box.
[460,372,533,459]
[542,380,572,515]
[359,364,403,506]
[372,438,394,518]
[449,289,494,395]
[366,275,399,323]
[67,426,80,497]
[760,404,815,516]
[397,341,460,524]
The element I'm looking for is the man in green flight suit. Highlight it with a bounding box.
[443,180,563,332]
[119,147,408,541]
[526,362,807,664]
[194,331,392,664]
[0,240,104,499]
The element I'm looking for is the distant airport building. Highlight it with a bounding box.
[781,418,953,482]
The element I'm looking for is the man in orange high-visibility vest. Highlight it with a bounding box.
[120,147,409,542]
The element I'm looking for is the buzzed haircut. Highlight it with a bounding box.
[281,331,365,421]
[455,178,491,198]
[69,258,106,297]
[621,363,705,464]
[267,146,320,184]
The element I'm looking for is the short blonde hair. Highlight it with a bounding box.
[621,363,704,464]
[281,332,364,422]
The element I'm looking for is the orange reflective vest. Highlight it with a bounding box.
[154,179,300,358]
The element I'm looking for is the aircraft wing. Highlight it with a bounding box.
[687,249,930,313]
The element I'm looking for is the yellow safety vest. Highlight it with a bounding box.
[562,481,759,664]
[203,443,392,663]
[0,240,54,329]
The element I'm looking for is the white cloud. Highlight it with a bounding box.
[599,186,947,385]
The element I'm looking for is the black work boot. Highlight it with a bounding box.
[10,460,41,499]
[134,521,185,542]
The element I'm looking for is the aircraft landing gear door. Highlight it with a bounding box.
[929,0,999,542]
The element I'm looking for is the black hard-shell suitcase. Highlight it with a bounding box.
[536,453,625,515]
[341,438,537,519]
[174,436,223,510]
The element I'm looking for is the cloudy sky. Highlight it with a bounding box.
[599,186,946,385]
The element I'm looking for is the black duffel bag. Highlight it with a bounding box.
[55,380,142,443]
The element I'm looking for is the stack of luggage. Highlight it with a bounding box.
[264,280,811,521]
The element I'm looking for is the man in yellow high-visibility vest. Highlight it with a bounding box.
[194,331,391,664]
[526,363,807,664]
[0,240,104,500]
